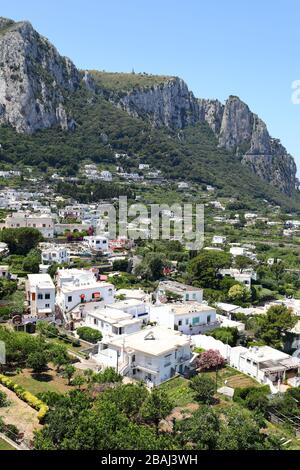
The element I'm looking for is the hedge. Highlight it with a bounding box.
[0,374,48,422]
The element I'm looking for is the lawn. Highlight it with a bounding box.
[160,377,196,407]
[160,367,260,409]
[11,367,72,395]
[204,366,260,389]
[0,437,15,451]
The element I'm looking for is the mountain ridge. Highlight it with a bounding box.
[0,17,298,199]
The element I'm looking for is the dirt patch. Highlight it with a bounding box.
[0,384,41,443]
[161,403,200,432]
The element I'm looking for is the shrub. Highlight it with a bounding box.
[196,349,225,371]
[0,374,49,422]
[76,326,102,344]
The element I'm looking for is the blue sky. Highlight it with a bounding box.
[2,0,300,171]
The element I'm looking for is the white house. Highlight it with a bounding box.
[25,274,55,322]
[192,335,300,394]
[56,268,115,314]
[95,326,193,387]
[220,268,256,289]
[84,236,109,252]
[150,302,217,335]
[230,345,300,393]
[157,281,203,303]
[41,244,70,265]
[229,246,246,257]
[5,212,55,238]
[212,235,227,245]
[85,305,142,339]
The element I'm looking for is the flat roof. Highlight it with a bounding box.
[240,346,289,363]
[158,280,202,293]
[106,326,190,356]
[27,274,55,289]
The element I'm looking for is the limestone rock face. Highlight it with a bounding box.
[118,83,297,194]
[0,18,80,133]
[0,17,297,195]
[118,77,200,129]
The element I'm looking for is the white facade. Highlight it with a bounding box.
[192,335,300,394]
[26,274,55,322]
[56,269,115,314]
[157,281,203,303]
[85,306,142,339]
[220,268,256,289]
[95,326,193,387]
[84,236,109,252]
[212,235,227,245]
[5,212,54,238]
[41,244,70,265]
[150,302,217,335]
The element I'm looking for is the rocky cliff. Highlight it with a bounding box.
[118,83,297,194]
[0,17,80,133]
[0,17,297,195]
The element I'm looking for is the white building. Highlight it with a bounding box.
[85,305,142,339]
[193,335,300,394]
[84,235,109,252]
[212,235,227,245]
[230,346,300,393]
[25,274,55,322]
[95,326,193,387]
[220,268,256,289]
[5,212,55,238]
[41,244,70,265]
[150,302,217,335]
[157,281,203,303]
[56,268,115,314]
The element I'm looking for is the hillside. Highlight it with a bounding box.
[0,17,299,210]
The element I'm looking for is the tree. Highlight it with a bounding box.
[26,350,48,373]
[217,407,281,450]
[176,406,220,450]
[50,344,69,372]
[0,227,43,255]
[140,388,173,434]
[62,364,76,385]
[76,327,102,344]
[189,374,215,404]
[256,305,297,349]
[196,350,225,371]
[134,253,165,281]
[228,284,251,306]
[234,255,253,273]
[207,326,239,347]
[72,375,85,390]
[188,251,231,289]
[22,249,41,273]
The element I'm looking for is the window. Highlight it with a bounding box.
[45,294,50,300]
[45,304,50,308]
[68,296,72,303]
[185,319,189,325]
[192,293,196,300]
[94,318,98,326]
[38,294,43,300]
[192,317,200,325]
[207,315,211,324]
[178,320,182,326]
